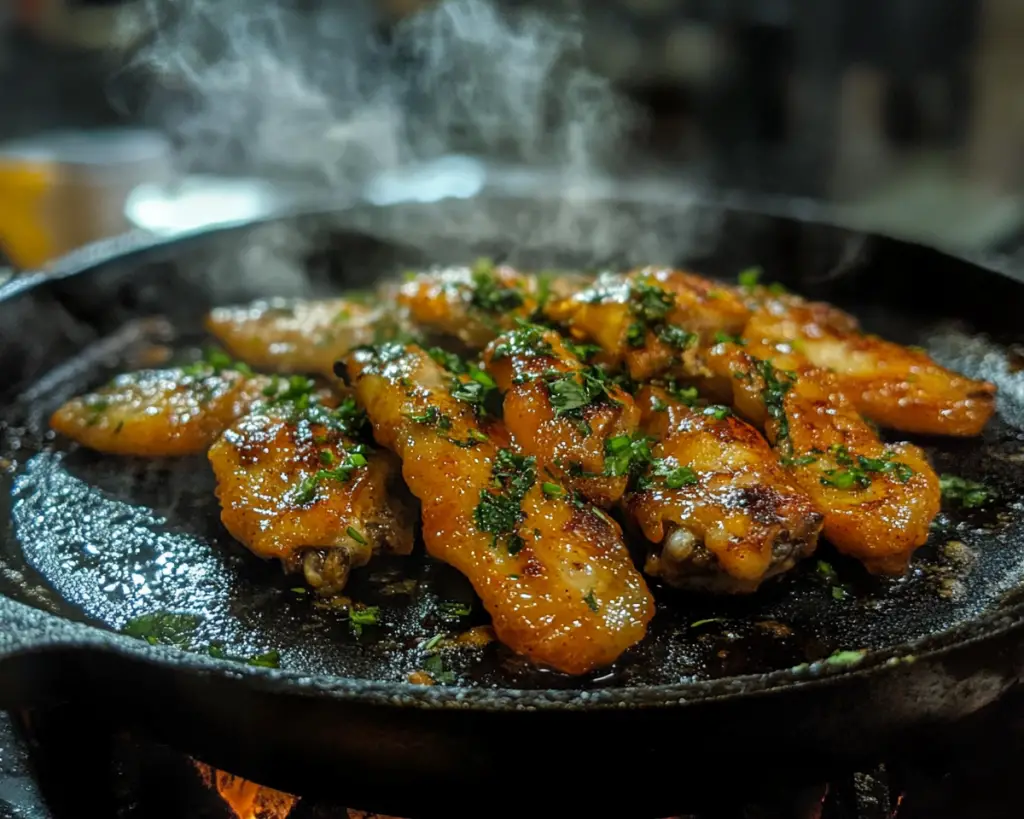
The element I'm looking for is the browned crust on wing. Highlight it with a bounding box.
[205,298,377,378]
[208,410,414,595]
[743,298,996,436]
[483,326,640,507]
[346,343,653,675]
[49,368,272,456]
[625,385,822,592]
[709,344,941,574]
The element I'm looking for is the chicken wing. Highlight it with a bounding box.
[742,293,996,436]
[50,363,278,456]
[708,342,941,574]
[208,397,414,595]
[397,261,541,349]
[205,298,379,378]
[544,267,750,381]
[482,323,641,507]
[346,342,654,674]
[625,384,823,593]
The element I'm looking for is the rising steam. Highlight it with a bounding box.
[111,0,710,287]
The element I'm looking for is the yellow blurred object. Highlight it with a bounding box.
[0,129,172,271]
[0,161,57,270]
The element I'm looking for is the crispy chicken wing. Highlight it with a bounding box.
[50,365,276,456]
[208,398,414,595]
[742,294,996,436]
[346,342,654,674]
[544,268,750,381]
[482,324,641,507]
[397,261,541,349]
[625,385,822,593]
[205,298,378,378]
[708,343,941,574]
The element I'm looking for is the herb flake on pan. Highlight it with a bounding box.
[122,612,202,649]
[474,449,537,552]
[437,601,473,621]
[348,605,380,636]
[939,474,995,508]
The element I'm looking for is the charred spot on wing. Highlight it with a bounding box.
[738,484,789,525]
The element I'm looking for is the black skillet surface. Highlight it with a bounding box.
[1,197,1024,817]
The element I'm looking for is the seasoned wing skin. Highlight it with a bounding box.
[545,268,749,381]
[625,386,822,593]
[50,367,274,456]
[708,343,941,574]
[205,298,378,378]
[482,324,641,507]
[346,342,654,675]
[397,262,540,349]
[743,296,996,436]
[208,406,414,595]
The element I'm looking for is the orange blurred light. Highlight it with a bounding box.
[193,761,299,819]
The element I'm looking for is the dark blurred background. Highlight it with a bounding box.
[2,0,1024,270]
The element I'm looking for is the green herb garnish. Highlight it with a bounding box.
[939,474,995,508]
[713,331,745,346]
[122,612,202,649]
[474,449,537,552]
[541,481,564,498]
[635,459,699,491]
[657,325,697,350]
[702,405,731,421]
[820,444,913,490]
[582,590,600,612]
[290,445,369,505]
[437,601,472,620]
[738,266,762,288]
[422,651,456,684]
[603,433,653,478]
[469,260,525,314]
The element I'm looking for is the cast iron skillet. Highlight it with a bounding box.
[2,196,1024,817]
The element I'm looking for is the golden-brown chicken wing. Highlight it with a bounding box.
[482,323,641,507]
[205,298,379,378]
[346,342,654,675]
[545,268,750,382]
[742,295,996,436]
[624,385,822,593]
[708,343,941,574]
[208,399,414,595]
[397,261,541,349]
[50,365,276,456]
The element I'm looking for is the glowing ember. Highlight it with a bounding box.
[193,761,299,819]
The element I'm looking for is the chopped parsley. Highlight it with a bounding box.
[290,445,369,505]
[347,526,368,545]
[474,449,537,552]
[489,321,554,361]
[819,444,913,490]
[348,605,380,635]
[635,459,699,491]
[603,433,653,478]
[755,359,797,455]
[469,259,525,314]
[422,652,456,684]
[702,405,731,421]
[437,601,472,620]
[583,590,600,612]
[663,381,699,406]
[657,325,697,350]
[738,266,762,289]
[713,331,745,346]
[564,340,602,362]
[427,347,465,373]
[626,322,646,348]
[546,367,620,418]
[122,612,202,649]
[939,474,995,508]
[630,280,674,322]
[405,405,453,431]
[541,481,564,498]
[182,347,253,378]
[651,396,668,412]
[450,367,496,407]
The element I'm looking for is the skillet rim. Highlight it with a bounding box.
[3,195,1024,712]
